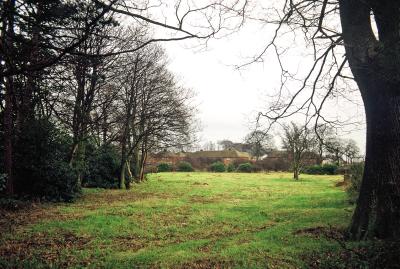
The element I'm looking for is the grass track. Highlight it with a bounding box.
[0,172,353,268]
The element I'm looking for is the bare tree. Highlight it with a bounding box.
[245,130,275,160]
[1,0,247,195]
[325,136,346,165]
[343,139,360,164]
[281,122,316,180]
[248,0,400,239]
[218,139,235,150]
[203,141,216,151]
[115,40,196,188]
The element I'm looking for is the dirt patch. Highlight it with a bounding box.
[303,240,400,269]
[112,235,145,251]
[294,226,344,239]
[0,231,92,267]
[186,221,276,243]
[0,204,82,235]
[294,226,328,236]
[74,191,175,211]
[193,182,209,186]
[335,180,349,187]
[189,195,220,204]
[178,258,236,269]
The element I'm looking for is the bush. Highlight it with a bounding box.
[157,162,173,172]
[251,163,263,173]
[303,164,338,175]
[0,173,6,192]
[209,161,226,172]
[347,162,364,203]
[176,161,194,172]
[83,144,120,189]
[13,119,79,201]
[226,163,235,172]
[236,162,253,173]
[255,158,291,172]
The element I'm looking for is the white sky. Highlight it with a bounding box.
[161,33,366,152]
[147,2,367,153]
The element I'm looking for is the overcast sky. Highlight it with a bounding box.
[149,4,367,153]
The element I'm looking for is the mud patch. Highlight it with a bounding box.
[0,231,92,267]
[189,195,220,204]
[294,226,344,239]
[193,182,209,186]
[113,235,145,251]
[178,258,236,269]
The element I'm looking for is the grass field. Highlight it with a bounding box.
[0,172,354,268]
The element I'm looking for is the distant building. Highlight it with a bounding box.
[185,149,250,165]
[147,149,251,170]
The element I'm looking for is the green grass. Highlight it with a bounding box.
[0,172,354,268]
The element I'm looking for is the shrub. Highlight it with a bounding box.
[0,174,6,192]
[303,164,338,175]
[83,144,120,189]
[176,161,194,172]
[157,162,173,172]
[209,161,226,172]
[237,162,253,173]
[226,163,235,172]
[255,158,291,172]
[347,162,364,203]
[13,119,79,201]
[322,164,338,175]
[251,163,263,173]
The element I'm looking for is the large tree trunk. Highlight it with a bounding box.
[349,78,400,239]
[340,0,400,239]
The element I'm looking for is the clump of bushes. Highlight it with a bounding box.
[13,119,79,201]
[209,161,226,172]
[346,162,364,203]
[157,162,173,172]
[83,144,120,189]
[226,163,235,172]
[302,164,338,175]
[0,174,6,192]
[236,162,253,173]
[176,161,194,172]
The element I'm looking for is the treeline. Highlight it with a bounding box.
[0,1,195,201]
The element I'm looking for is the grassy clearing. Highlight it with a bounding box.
[0,172,353,268]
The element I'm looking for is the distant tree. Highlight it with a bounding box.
[218,140,234,150]
[203,141,216,151]
[315,124,335,165]
[281,122,316,180]
[245,130,275,160]
[325,137,346,165]
[343,139,360,164]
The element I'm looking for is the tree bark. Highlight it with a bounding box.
[340,0,400,239]
[293,168,299,181]
[119,161,126,189]
[349,77,400,239]
[3,0,16,195]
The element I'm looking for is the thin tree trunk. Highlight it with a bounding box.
[119,161,126,189]
[125,159,133,189]
[3,0,16,195]
[4,77,14,195]
[293,165,299,180]
[139,151,147,182]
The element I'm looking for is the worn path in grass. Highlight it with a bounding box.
[0,172,353,268]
